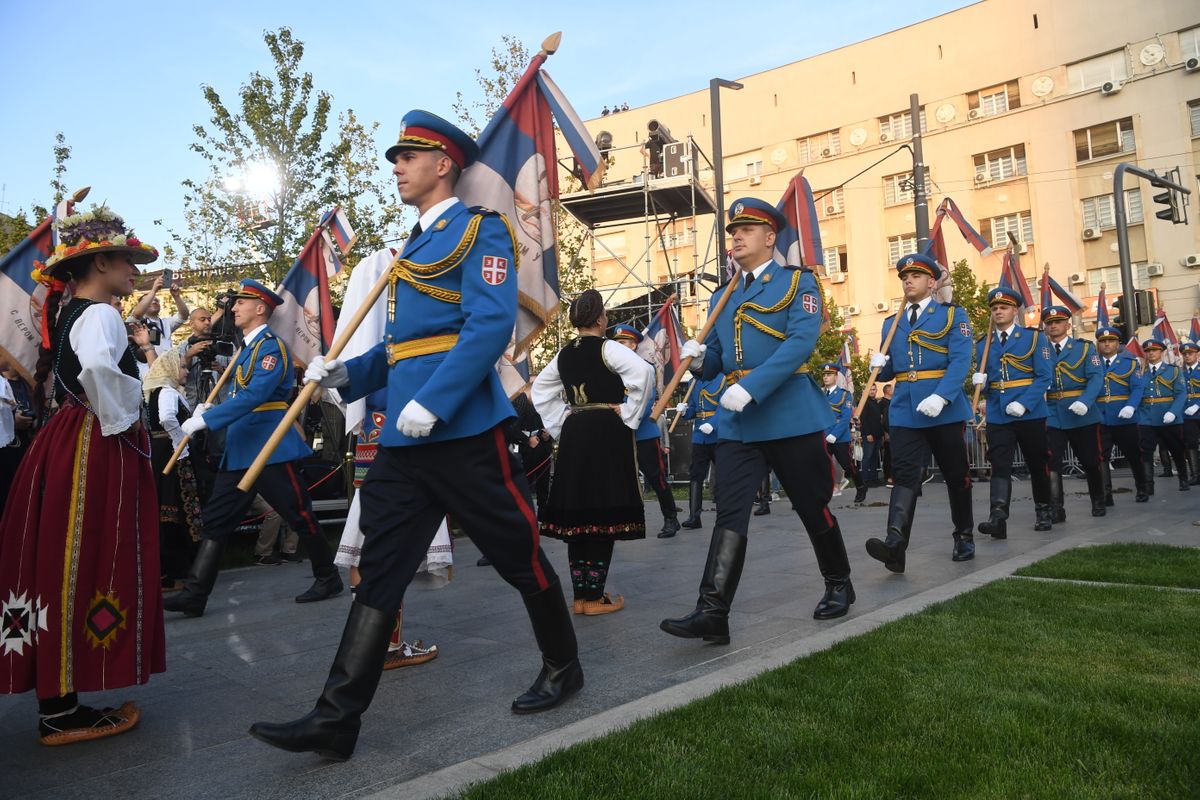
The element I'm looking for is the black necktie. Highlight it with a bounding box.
[410,221,423,239]
[744,273,755,292]
[908,304,919,326]
[1055,343,1062,356]
[1000,331,1008,346]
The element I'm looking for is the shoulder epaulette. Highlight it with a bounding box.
[469,205,501,216]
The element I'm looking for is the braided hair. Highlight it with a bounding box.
[568,288,605,330]
[31,255,95,419]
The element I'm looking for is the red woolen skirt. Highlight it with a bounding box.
[0,403,165,699]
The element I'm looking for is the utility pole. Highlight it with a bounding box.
[909,93,930,252]
[710,78,744,274]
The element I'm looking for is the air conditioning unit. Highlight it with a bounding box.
[821,148,832,158]
[1015,242,1029,255]
[879,132,891,143]
[830,273,847,284]
[1069,272,1086,285]
[1145,262,1164,277]
[1181,253,1200,268]
[967,108,982,120]
[874,301,890,313]
[1185,57,1200,73]
[826,206,838,215]
[846,305,861,316]
[1082,227,1102,241]
[1100,79,1122,96]
[974,173,990,185]
[749,175,762,186]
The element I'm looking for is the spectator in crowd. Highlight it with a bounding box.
[0,355,37,515]
[859,383,885,486]
[880,383,893,485]
[128,273,189,354]
[250,495,300,565]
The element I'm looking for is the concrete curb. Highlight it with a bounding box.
[361,531,1095,800]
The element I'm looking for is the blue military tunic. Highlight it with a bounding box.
[203,327,312,470]
[1097,352,1145,427]
[1045,338,1103,430]
[1139,363,1186,426]
[682,374,725,445]
[877,301,973,428]
[824,385,853,443]
[699,262,833,443]
[340,199,518,447]
[974,326,1052,425]
[636,372,663,443]
[1185,363,1200,419]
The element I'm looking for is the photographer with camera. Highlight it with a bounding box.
[128,272,189,355]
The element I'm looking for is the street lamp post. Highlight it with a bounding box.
[710,78,744,272]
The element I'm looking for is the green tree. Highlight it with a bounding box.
[50,132,71,205]
[947,257,990,338]
[0,133,71,258]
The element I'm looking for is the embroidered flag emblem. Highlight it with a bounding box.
[261,355,277,371]
[801,294,818,314]
[960,322,971,338]
[482,256,508,286]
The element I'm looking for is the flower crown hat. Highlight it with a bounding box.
[32,204,158,285]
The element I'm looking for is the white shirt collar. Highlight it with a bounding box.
[243,324,268,346]
[1051,335,1071,348]
[418,197,461,234]
[740,260,771,287]
[907,295,933,316]
[996,323,1017,339]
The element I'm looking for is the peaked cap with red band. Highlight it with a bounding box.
[725,197,787,234]
[234,278,284,310]
[385,109,480,169]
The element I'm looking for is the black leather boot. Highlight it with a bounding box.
[680,481,704,528]
[948,485,975,562]
[1134,461,1150,502]
[1048,471,1066,523]
[296,531,344,603]
[809,520,854,620]
[658,516,681,539]
[162,538,225,617]
[660,527,747,645]
[977,479,1010,539]
[512,580,583,714]
[1189,450,1200,486]
[1176,453,1191,491]
[853,482,869,505]
[1086,468,1106,517]
[1101,462,1114,506]
[1144,463,1156,496]
[753,496,771,515]
[248,602,393,760]
[1034,504,1054,531]
[865,485,916,573]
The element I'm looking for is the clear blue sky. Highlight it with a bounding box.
[0,0,968,259]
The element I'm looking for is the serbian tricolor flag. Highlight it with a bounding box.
[773,172,822,268]
[1125,336,1146,362]
[1152,309,1181,363]
[1042,266,1084,314]
[998,247,1034,307]
[1190,314,1200,344]
[319,206,357,263]
[835,338,854,394]
[1095,284,1111,328]
[273,211,341,368]
[457,42,604,397]
[637,294,685,393]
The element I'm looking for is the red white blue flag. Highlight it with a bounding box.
[774,173,822,268]
[1041,266,1084,314]
[1095,284,1110,328]
[637,294,685,392]
[274,212,340,367]
[998,247,1034,307]
[1190,314,1200,344]
[319,206,357,263]
[1125,336,1146,362]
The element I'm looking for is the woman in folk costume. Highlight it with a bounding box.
[143,349,203,592]
[532,289,652,615]
[0,205,165,745]
[330,246,451,668]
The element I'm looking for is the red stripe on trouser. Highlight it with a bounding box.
[1095,426,1104,462]
[823,443,835,527]
[283,462,319,537]
[655,443,668,490]
[492,426,549,590]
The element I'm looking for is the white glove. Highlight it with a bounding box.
[396,399,438,438]
[195,402,213,415]
[1005,401,1026,418]
[870,353,889,370]
[825,434,837,444]
[971,372,987,386]
[675,402,689,414]
[1117,405,1136,420]
[1068,401,1089,416]
[681,339,706,361]
[1163,411,1177,424]
[916,394,947,418]
[1186,404,1199,416]
[181,416,207,437]
[304,355,349,388]
[720,383,752,413]
[698,422,714,435]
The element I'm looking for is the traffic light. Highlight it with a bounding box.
[1112,296,1124,329]
[1134,289,1154,327]
[1150,169,1186,224]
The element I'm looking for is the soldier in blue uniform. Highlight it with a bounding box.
[821,363,867,504]
[865,253,974,571]
[660,197,852,644]
[165,279,343,618]
[1182,339,1200,485]
[612,324,681,538]
[1138,337,1190,492]
[971,286,1054,537]
[1094,325,1149,503]
[1041,305,1107,519]
[677,374,726,528]
[250,111,580,761]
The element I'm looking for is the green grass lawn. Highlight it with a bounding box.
[461,548,1200,799]
[1015,543,1200,589]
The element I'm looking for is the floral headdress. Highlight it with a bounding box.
[31,204,158,287]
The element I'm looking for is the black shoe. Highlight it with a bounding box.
[753,501,771,516]
[657,517,681,539]
[659,609,730,644]
[1048,471,1066,523]
[255,553,282,566]
[951,533,975,562]
[163,538,225,618]
[853,485,868,505]
[477,555,492,567]
[866,486,915,573]
[681,481,704,528]
[661,527,747,645]
[1033,503,1054,531]
[1086,468,1107,517]
[249,602,393,761]
[810,521,854,620]
[978,480,1010,539]
[281,552,304,564]
[296,572,344,604]
[512,581,583,714]
[1144,463,1156,496]
[1180,477,1191,492]
[680,516,702,529]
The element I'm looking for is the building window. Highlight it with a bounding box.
[973,144,1028,182]
[878,109,927,141]
[798,130,842,164]
[883,169,931,206]
[1081,190,1143,230]
[979,212,1034,248]
[745,160,763,177]
[1074,117,1135,162]
[887,234,918,264]
[1189,99,1200,138]
[1086,263,1150,295]
[817,187,845,219]
[1181,26,1200,61]
[1066,50,1129,93]
[969,80,1021,116]
[823,245,848,275]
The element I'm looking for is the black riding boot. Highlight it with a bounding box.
[660,527,747,645]
[1048,471,1066,523]
[248,602,393,761]
[977,479,1010,539]
[808,520,854,620]
[949,485,974,562]
[1144,463,1156,496]
[1188,450,1200,486]
[1176,453,1191,492]
[296,529,344,603]
[1101,462,1114,506]
[1086,467,1106,517]
[753,476,771,516]
[681,481,704,528]
[512,580,584,713]
[162,538,226,617]
[865,485,916,573]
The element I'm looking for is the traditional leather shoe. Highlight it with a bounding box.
[382,640,438,670]
[659,608,730,644]
[951,533,975,562]
[40,702,140,746]
[580,594,624,615]
[296,572,344,604]
[572,599,585,614]
[657,517,680,539]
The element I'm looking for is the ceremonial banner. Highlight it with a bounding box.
[998,247,1034,307]
[1095,284,1111,328]
[1041,266,1084,314]
[273,212,342,367]
[637,295,685,392]
[1151,309,1181,364]
[773,173,822,268]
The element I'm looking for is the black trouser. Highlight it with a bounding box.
[689,442,717,483]
[986,418,1051,482]
[356,426,557,613]
[1100,423,1144,481]
[1048,424,1103,472]
[520,442,553,509]
[1185,418,1200,449]
[861,438,880,483]
[567,540,615,600]
[826,441,862,487]
[637,437,676,520]
[1140,425,1187,475]
[889,424,971,492]
[714,434,834,536]
[202,461,333,578]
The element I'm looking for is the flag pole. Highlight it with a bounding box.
[855,321,900,418]
[668,380,697,434]
[650,278,739,421]
[163,350,240,475]
[237,259,395,492]
[0,343,34,389]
